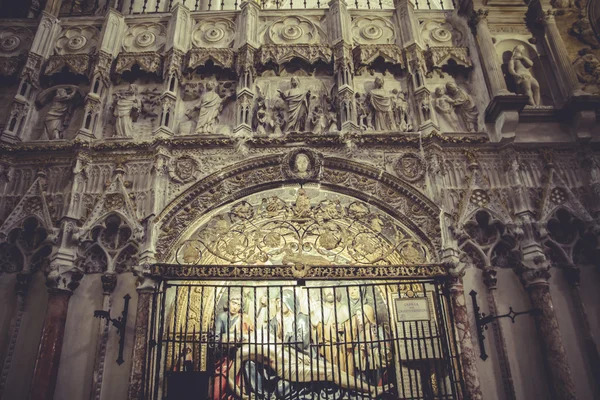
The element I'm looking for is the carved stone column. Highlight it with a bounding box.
[521,268,577,400]
[30,268,83,400]
[483,268,516,400]
[128,279,158,400]
[563,265,600,388]
[446,274,483,400]
[90,273,118,400]
[0,273,32,397]
[468,9,509,98]
[539,10,580,100]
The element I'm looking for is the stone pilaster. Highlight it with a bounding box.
[1,12,61,144]
[233,0,260,136]
[0,273,32,397]
[446,273,483,400]
[30,267,83,400]
[483,268,517,400]
[521,268,577,400]
[90,273,118,400]
[128,280,158,400]
[77,9,126,141]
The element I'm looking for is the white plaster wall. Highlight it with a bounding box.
[550,268,599,399]
[3,272,48,399]
[54,274,103,400]
[494,268,550,400]
[101,273,138,400]
[0,273,17,369]
[463,267,507,400]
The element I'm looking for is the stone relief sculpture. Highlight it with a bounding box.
[356,93,373,131]
[278,77,311,133]
[185,80,234,134]
[433,86,459,132]
[368,77,397,131]
[444,82,479,132]
[391,89,410,131]
[508,45,541,106]
[36,86,81,140]
[112,84,141,138]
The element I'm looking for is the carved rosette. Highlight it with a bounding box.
[191,18,235,48]
[115,52,163,76]
[351,16,396,45]
[267,16,324,45]
[187,48,235,70]
[55,26,99,55]
[122,23,167,53]
[257,44,332,67]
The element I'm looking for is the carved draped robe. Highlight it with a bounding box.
[284,88,309,132]
[114,94,139,138]
[196,90,222,133]
[44,93,72,139]
[369,89,397,131]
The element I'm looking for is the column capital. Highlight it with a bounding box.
[483,268,498,289]
[45,264,84,294]
[520,266,551,288]
[101,273,118,294]
[468,9,489,34]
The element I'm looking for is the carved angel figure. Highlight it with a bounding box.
[113,84,141,138]
[188,80,230,134]
[508,45,541,106]
[36,85,82,140]
[278,77,311,133]
[368,77,397,131]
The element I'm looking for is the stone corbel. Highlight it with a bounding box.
[352,44,404,71]
[45,264,84,293]
[114,51,163,77]
[187,48,235,70]
[257,44,332,68]
[44,53,93,76]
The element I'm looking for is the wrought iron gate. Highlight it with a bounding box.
[142,278,464,400]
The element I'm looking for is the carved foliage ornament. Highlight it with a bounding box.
[267,16,324,45]
[352,45,404,69]
[351,16,396,45]
[187,48,235,70]
[176,190,430,266]
[115,52,163,76]
[55,26,100,55]
[192,18,235,49]
[258,44,332,66]
[45,54,92,76]
[122,23,167,53]
[425,47,472,70]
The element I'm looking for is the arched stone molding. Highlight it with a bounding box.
[155,151,441,262]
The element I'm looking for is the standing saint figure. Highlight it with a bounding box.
[508,44,541,106]
[43,88,76,140]
[445,82,479,132]
[113,84,141,138]
[278,77,310,132]
[191,80,227,134]
[434,86,460,132]
[368,77,397,131]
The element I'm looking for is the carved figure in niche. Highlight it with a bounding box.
[368,77,397,131]
[294,188,311,218]
[188,80,231,134]
[356,93,373,130]
[252,90,269,136]
[272,101,286,136]
[278,77,311,132]
[508,45,541,106]
[353,306,392,386]
[42,88,77,140]
[391,89,410,131]
[434,86,460,132]
[113,84,141,138]
[445,82,479,132]
[35,85,82,140]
